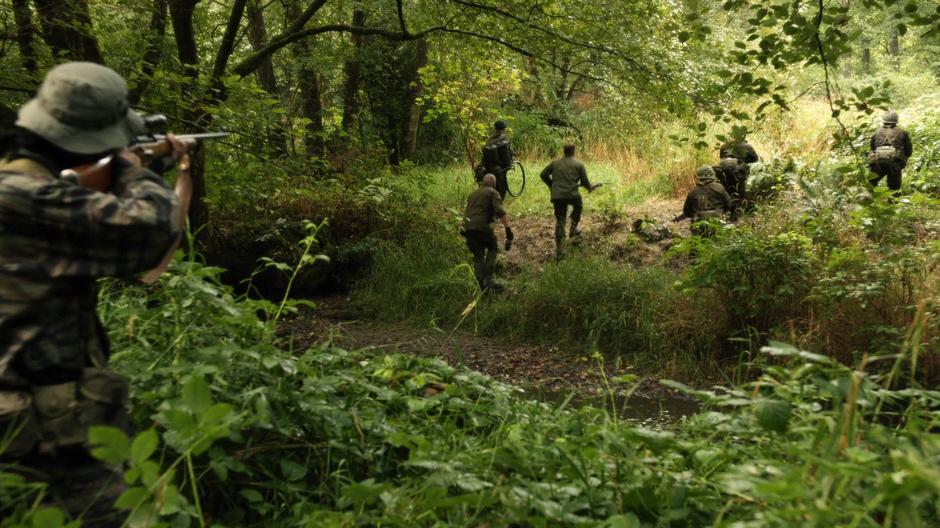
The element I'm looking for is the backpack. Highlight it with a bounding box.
[481,144,502,170]
[873,145,898,160]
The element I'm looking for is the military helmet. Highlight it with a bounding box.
[16,62,144,154]
[697,165,716,183]
[718,158,739,170]
[882,111,899,125]
[494,119,507,130]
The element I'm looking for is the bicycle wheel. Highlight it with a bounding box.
[505,161,526,198]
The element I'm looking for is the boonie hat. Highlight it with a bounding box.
[16,62,144,154]
[697,165,716,183]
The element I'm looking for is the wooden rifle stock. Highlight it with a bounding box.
[66,132,230,192]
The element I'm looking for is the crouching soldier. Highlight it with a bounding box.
[461,173,512,290]
[673,166,734,237]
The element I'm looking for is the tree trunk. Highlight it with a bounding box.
[168,0,209,231]
[284,0,325,159]
[887,30,899,70]
[523,56,541,104]
[861,47,871,75]
[247,0,288,157]
[404,38,428,160]
[342,9,366,131]
[129,0,168,104]
[32,0,103,63]
[12,0,38,74]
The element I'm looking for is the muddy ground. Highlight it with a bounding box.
[284,197,697,401]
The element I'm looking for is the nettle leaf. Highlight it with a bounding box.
[280,459,308,481]
[182,376,212,414]
[88,426,130,465]
[130,429,159,465]
[756,399,792,433]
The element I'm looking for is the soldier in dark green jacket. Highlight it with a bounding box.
[462,173,512,289]
[540,144,600,257]
[674,166,734,237]
[868,111,913,193]
[0,62,190,525]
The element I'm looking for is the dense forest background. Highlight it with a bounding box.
[3,0,940,526]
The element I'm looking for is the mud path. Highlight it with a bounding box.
[284,297,629,394]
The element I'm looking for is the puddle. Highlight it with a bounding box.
[525,387,701,426]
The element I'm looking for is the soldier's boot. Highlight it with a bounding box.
[569,220,581,238]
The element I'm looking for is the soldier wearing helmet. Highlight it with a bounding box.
[674,166,735,237]
[717,132,758,204]
[0,62,191,524]
[868,111,913,193]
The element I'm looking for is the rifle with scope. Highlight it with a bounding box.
[62,114,229,192]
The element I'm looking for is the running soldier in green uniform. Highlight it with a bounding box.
[674,166,734,237]
[0,62,190,525]
[540,144,601,258]
[868,111,913,193]
[462,173,512,289]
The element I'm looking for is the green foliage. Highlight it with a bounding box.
[9,255,940,526]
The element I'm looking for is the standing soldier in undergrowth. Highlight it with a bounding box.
[0,62,191,525]
[461,173,512,291]
[540,144,601,259]
[717,131,759,213]
[674,165,735,237]
[868,110,913,195]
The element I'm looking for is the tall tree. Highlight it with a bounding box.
[283,0,325,159]
[246,0,288,156]
[342,9,367,131]
[129,0,169,104]
[11,0,38,74]
[32,0,103,63]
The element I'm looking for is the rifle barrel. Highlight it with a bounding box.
[171,132,231,141]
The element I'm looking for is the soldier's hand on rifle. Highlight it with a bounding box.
[147,134,191,175]
[504,226,514,251]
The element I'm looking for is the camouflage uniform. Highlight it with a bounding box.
[868,113,912,192]
[679,166,734,237]
[717,139,758,201]
[480,125,513,200]
[462,184,507,288]
[540,153,594,256]
[0,62,182,526]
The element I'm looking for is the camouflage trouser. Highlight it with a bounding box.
[464,229,498,287]
[9,449,128,526]
[1,367,130,525]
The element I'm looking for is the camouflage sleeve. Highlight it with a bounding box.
[20,165,180,278]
